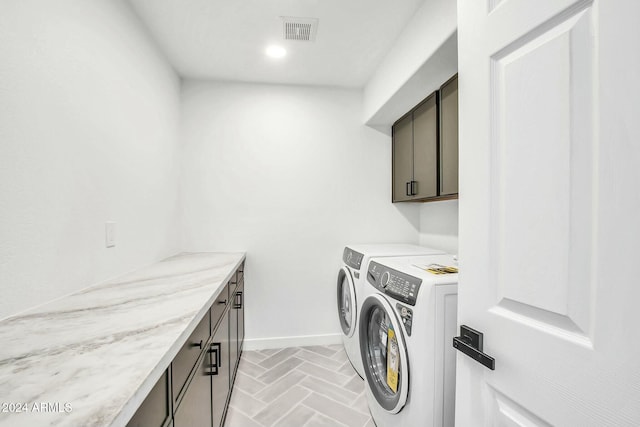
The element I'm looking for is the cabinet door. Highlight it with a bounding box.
[439,75,459,196]
[172,312,210,407]
[237,279,245,353]
[211,282,229,333]
[392,114,414,202]
[211,310,230,427]
[230,278,244,379]
[229,288,239,382]
[127,370,170,427]
[173,355,212,427]
[412,94,438,199]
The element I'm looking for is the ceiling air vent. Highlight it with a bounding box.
[282,17,319,42]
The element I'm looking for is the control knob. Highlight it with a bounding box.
[380,271,390,288]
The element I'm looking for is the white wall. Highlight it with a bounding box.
[419,201,458,254]
[362,0,457,129]
[180,81,421,347]
[0,0,181,319]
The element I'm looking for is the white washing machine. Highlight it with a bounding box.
[337,244,444,379]
[358,254,458,427]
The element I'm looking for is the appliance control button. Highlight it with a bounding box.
[380,271,390,287]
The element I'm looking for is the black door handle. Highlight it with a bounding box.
[208,342,222,375]
[410,180,417,196]
[406,182,411,196]
[453,325,495,370]
[234,291,243,309]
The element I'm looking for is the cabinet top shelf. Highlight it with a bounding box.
[0,251,245,427]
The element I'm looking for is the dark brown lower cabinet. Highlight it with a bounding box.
[172,312,211,408]
[126,370,171,427]
[236,279,245,358]
[211,310,230,427]
[126,262,245,427]
[173,353,212,427]
[229,297,238,383]
[229,277,245,383]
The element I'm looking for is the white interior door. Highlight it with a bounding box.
[456,0,640,425]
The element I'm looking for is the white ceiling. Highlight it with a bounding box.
[127,0,425,88]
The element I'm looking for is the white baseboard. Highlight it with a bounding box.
[243,333,342,351]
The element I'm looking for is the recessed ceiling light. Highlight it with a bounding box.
[265,45,286,59]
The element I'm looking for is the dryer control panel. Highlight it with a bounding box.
[343,247,364,270]
[367,261,422,306]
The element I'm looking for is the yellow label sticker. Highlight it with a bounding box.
[417,263,458,275]
[386,326,399,393]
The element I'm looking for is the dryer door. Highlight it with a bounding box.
[359,293,409,414]
[337,266,357,337]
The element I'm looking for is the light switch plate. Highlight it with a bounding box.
[105,222,116,248]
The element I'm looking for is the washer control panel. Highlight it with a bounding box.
[343,247,364,270]
[367,261,422,306]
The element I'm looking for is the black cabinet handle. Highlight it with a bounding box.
[218,299,227,305]
[192,339,203,350]
[406,182,411,196]
[234,291,243,309]
[208,342,222,375]
[410,180,417,196]
[452,325,495,370]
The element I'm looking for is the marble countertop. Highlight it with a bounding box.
[0,251,245,427]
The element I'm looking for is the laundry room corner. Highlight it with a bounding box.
[177,80,422,350]
[419,200,459,254]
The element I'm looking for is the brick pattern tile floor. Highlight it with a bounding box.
[224,345,374,427]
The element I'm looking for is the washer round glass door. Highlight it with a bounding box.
[359,293,409,414]
[337,266,357,337]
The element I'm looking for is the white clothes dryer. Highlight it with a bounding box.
[337,245,444,379]
[358,254,458,427]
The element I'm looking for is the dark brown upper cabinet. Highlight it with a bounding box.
[439,74,459,196]
[392,74,458,203]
